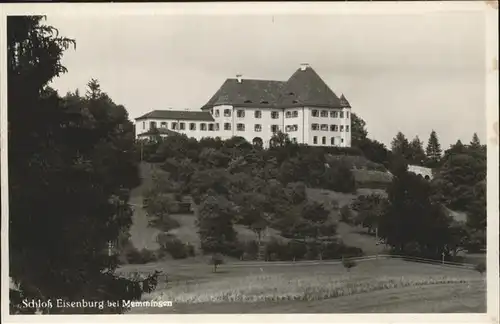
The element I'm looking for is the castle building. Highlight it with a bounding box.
[135,64,352,148]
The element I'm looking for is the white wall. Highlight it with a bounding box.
[303,107,352,147]
[136,105,352,148]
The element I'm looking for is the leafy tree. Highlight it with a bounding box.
[350,112,368,146]
[342,258,357,272]
[197,195,237,254]
[8,16,157,314]
[356,138,392,168]
[339,205,354,224]
[234,192,269,245]
[379,170,453,258]
[425,130,442,168]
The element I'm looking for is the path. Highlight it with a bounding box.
[128,163,160,250]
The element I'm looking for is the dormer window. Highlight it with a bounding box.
[261,100,269,104]
[288,92,295,95]
[224,109,231,117]
[244,100,252,104]
[292,100,299,104]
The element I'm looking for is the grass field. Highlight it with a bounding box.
[124,259,485,313]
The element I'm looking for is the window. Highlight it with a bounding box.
[189,123,196,130]
[237,123,245,131]
[179,122,185,130]
[215,109,220,117]
[244,100,252,104]
[224,123,231,131]
[292,111,299,117]
[341,138,344,143]
[313,136,318,144]
[208,123,214,131]
[200,123,207,131]
[224,109,231,117]
[142,121,145,129]
[292,100,299,104]
[261,100,269,104]
[320,110,328,117]
[320,124,328,131]
[292,124,298,131]
[312,109,319,117]
[346,111,350,118]
[340,125,344,132]
[286,125,292,132]
[171,122,177,130]
[286,111,292,118]
[271,111,279,119]
[346,125,350,132]
[339,111,344,118]
[331,137,335,145]
[160,122,167,127]
[286,125,298,132]
[254,110,262,119]
[330,124,338,132]
[331,111,338,118]
[292,137,297,143]
[254,124,262,132]
[150,121,157,129]
[215,123,220,131]
[311,123,319,131]
[322,136,326,145]
[271,125,279,133]
[237,110,245,118]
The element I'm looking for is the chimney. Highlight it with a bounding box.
[236,74,243,83]
[300,63,309,71]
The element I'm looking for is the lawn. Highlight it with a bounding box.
[124,259,485,313]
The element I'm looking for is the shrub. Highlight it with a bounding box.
[210,253,224,273]
[186,243,196,257]
[339,205,353,223]
[124,247,158,264]
[264,238,289,261]
[157,233,189,259]
[288,240,307,261]
[342,258,357,272]
[475,262,486,275]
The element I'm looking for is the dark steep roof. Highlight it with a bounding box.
[201,66,344,109]
[340,94,351,108]
[135,110,215,121]
[201,79,287,109]
[277,67,342,108]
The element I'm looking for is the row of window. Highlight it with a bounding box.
[311,110,349,118]
[148,121,349,133]
[212,109,348,119]
[311,124,350,132]
[313,136,345,145]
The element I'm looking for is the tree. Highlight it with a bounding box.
[210,253,224,273]
[197,195,237,254]
[234,192,269,245]
[342,258,357,273]
[8,16,157,314]
[470,132,481,149]
[350,113,368,147]
[408,136,427,166]
[425,130,442,168]
[391,132,411,161]
[379,170,453,258]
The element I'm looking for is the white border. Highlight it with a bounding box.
[0,2,498,324]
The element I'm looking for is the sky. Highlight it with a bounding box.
[47,10,487,149]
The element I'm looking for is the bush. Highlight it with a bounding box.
[288,240,307,261]
[475,261,486,275]
[124,247,158,264]
[339,205,353,223]
[342,258,357,271]
[210,253,224,273]
[157,233,189,259]
[264,238,289,261]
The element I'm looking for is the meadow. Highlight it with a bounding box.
[123,258,485,313]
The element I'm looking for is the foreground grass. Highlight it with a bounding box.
[149,274,473,304]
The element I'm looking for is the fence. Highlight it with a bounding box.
[118,253,480,279]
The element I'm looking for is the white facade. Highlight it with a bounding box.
[136,105,352,148]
